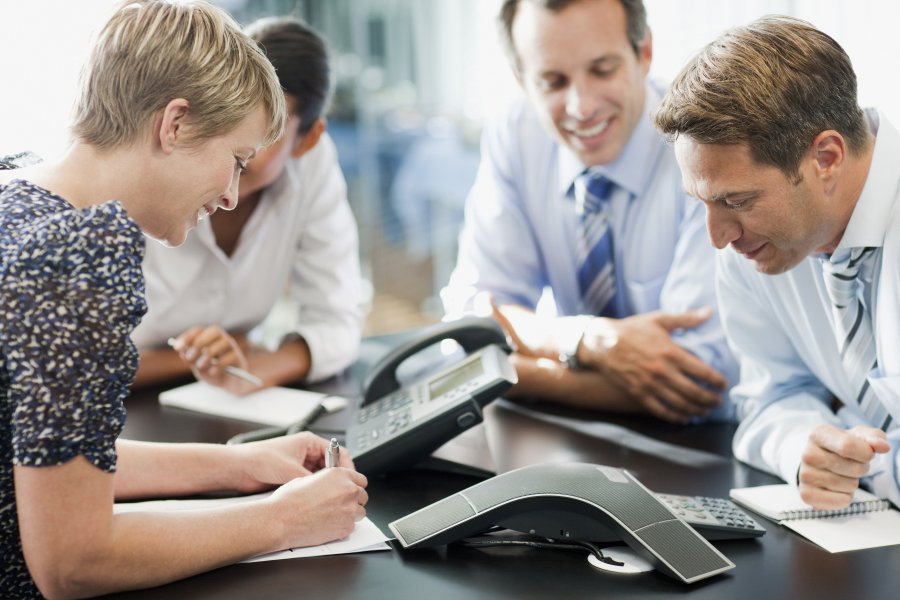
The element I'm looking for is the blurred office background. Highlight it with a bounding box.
[3,0,900,335]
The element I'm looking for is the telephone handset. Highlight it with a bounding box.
[361,317,511,406]
[349,317,517,476]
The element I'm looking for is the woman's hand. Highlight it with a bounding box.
[267,467,369,548]
[243,433,368,548]
[170,326,259,395]
[230,432,357,493]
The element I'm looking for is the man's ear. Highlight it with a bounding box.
[290,118,326,159]
[810,130,846,182]
[638,29,653,76]
[158,98,191,154]
[512,63,524,89]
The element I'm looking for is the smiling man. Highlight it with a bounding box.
[442,0,736,423]
[655,16,900,507]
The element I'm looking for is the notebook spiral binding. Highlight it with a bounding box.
[784,499,891,521]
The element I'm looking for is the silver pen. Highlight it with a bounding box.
[167,337,263,387]
[326,437,341,468]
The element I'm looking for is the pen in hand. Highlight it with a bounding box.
[167,337,263,387]
[326,438,341,468]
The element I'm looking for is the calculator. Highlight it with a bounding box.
[655,493,767,541]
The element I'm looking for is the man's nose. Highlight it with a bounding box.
[565,78,598,121]
[706,204,741,249]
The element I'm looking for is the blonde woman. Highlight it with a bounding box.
[0,2,367,598]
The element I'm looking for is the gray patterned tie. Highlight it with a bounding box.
[821,247,891,429]
[574,171,617,317]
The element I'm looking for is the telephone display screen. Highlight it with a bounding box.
[428,354,484,399]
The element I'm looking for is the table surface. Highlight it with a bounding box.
[102,339,900,600]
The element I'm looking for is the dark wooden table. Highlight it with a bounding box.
[104,337,900,599]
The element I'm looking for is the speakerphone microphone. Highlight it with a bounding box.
[389,462,735,584]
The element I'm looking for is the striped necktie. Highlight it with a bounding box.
[574,171,617,317]
[821,247,892,429]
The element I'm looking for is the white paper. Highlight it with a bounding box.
[114,493,391,561]
[159,381,345,427]
[784,510,900,553]
[243,518,390,562]
[430,423,496,474]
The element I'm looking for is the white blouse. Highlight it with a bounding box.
[133,133,363,382]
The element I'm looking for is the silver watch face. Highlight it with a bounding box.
[559,351,581,371]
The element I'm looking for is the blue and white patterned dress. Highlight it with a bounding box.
[0,179,146,598]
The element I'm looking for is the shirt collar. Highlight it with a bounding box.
[837,108,899,250]
[557,80,665,198]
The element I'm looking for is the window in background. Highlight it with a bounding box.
[221,0,514,335]
[0,1,115,160]
[3,0,899,336]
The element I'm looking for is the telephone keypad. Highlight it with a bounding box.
[656,493,766,540]
[354,387,418,451]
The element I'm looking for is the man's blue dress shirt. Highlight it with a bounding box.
[722,110,900,504]
[443,81,737,420]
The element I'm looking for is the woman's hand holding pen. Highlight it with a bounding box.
[230,432,357,493]
[169,325,262,395]
[246,433,367,547]
[268,467,369,547]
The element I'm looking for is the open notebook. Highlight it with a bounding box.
[730,484,900,553]
[159,381,347,427]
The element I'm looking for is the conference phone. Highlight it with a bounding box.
[389,462,740,584]
[349,317,518,476]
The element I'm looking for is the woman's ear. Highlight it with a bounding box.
[158,98,191,154]
[290,118,326,159]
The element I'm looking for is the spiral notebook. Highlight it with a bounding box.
[730,484,900,553]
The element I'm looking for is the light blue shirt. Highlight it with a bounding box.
[443,82,737,420]
[722,110,900,505]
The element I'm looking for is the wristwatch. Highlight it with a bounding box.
[558,325,587,371]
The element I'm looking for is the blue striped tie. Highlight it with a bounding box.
[574,171,617,317]
[821,247,891,430]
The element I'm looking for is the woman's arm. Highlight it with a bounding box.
[132,346,193,388]
[113,433,340,499]
[243,336,312,389]
[136,327,312,395]
[16,435,366,599]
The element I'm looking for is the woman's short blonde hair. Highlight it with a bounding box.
[72,0,285,149]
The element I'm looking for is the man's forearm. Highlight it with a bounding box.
[506,353,634,412]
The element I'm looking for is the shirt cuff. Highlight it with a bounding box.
[290,324,359,383]
[777,429,812,489]
[863,437,900,505]
[556,316,591,370]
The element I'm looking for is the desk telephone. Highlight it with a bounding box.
[349,317,518,476]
